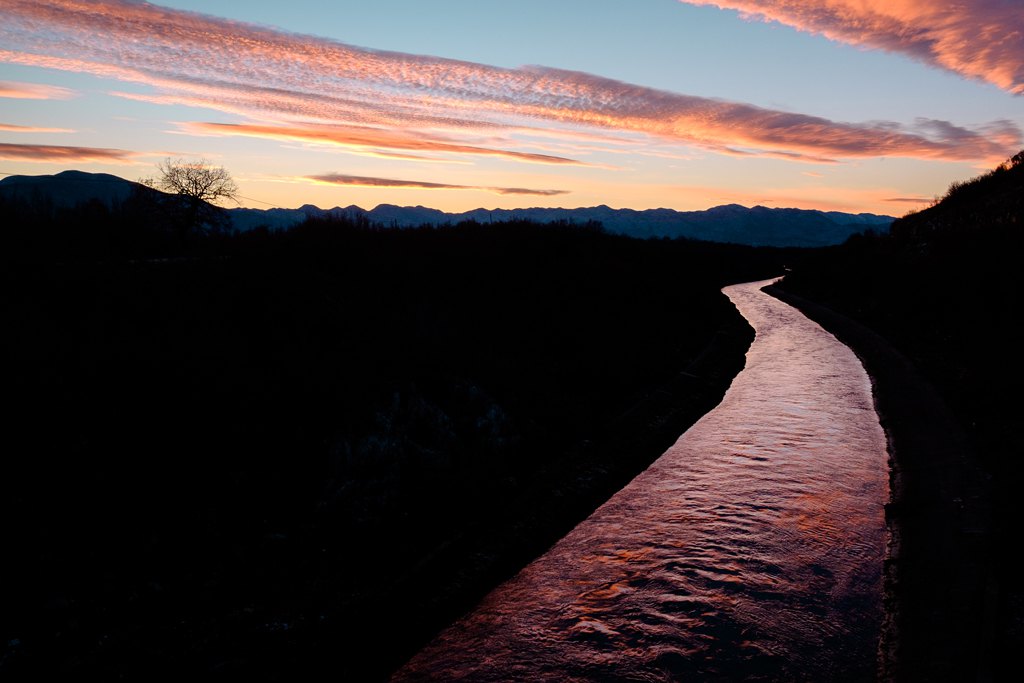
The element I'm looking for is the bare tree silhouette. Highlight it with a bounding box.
[142,158,238,241]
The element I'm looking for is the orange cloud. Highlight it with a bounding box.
[680,1,1024,94]
[0,123,74,133]
[307,173,568,196]
[0,79,76,100]
[179,121,583,165]
[0,142,137,163]
[0,0,1018,164]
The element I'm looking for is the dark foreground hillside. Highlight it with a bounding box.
[779,152,1024,679]
[0,201,793,680]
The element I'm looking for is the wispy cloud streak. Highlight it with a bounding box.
[0,0,1017,163]
[308,173,568,196]
[0,123,74,133]
[0,79,76,100]
[0,142,137,163]
[885,196,931,203]
[179,121,583,165]
[680,1,1024,94]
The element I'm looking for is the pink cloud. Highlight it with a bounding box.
[308,173,568,196]
[0,79,76,100]
[0,142,137,163]
[680,1,1024,94]
[0,0,1018,164]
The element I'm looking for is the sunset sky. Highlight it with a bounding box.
[1,0,1022,215]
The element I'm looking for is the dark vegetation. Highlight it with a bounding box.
[0,192,795,680]
[779,150,1024,677]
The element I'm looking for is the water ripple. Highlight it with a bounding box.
[394,280,888,681]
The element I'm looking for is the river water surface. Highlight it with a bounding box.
[394,280,889,681]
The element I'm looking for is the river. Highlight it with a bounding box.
[393,279,889,681]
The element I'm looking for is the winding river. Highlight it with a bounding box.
[394,279,889,681]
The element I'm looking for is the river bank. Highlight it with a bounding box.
[3,219,788,680]
[378,307,755,678]
[764,283,993,681]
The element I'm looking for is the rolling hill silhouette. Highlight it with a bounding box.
[0,169,154,207]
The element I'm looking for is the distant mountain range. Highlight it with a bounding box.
[1,170,894,247]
